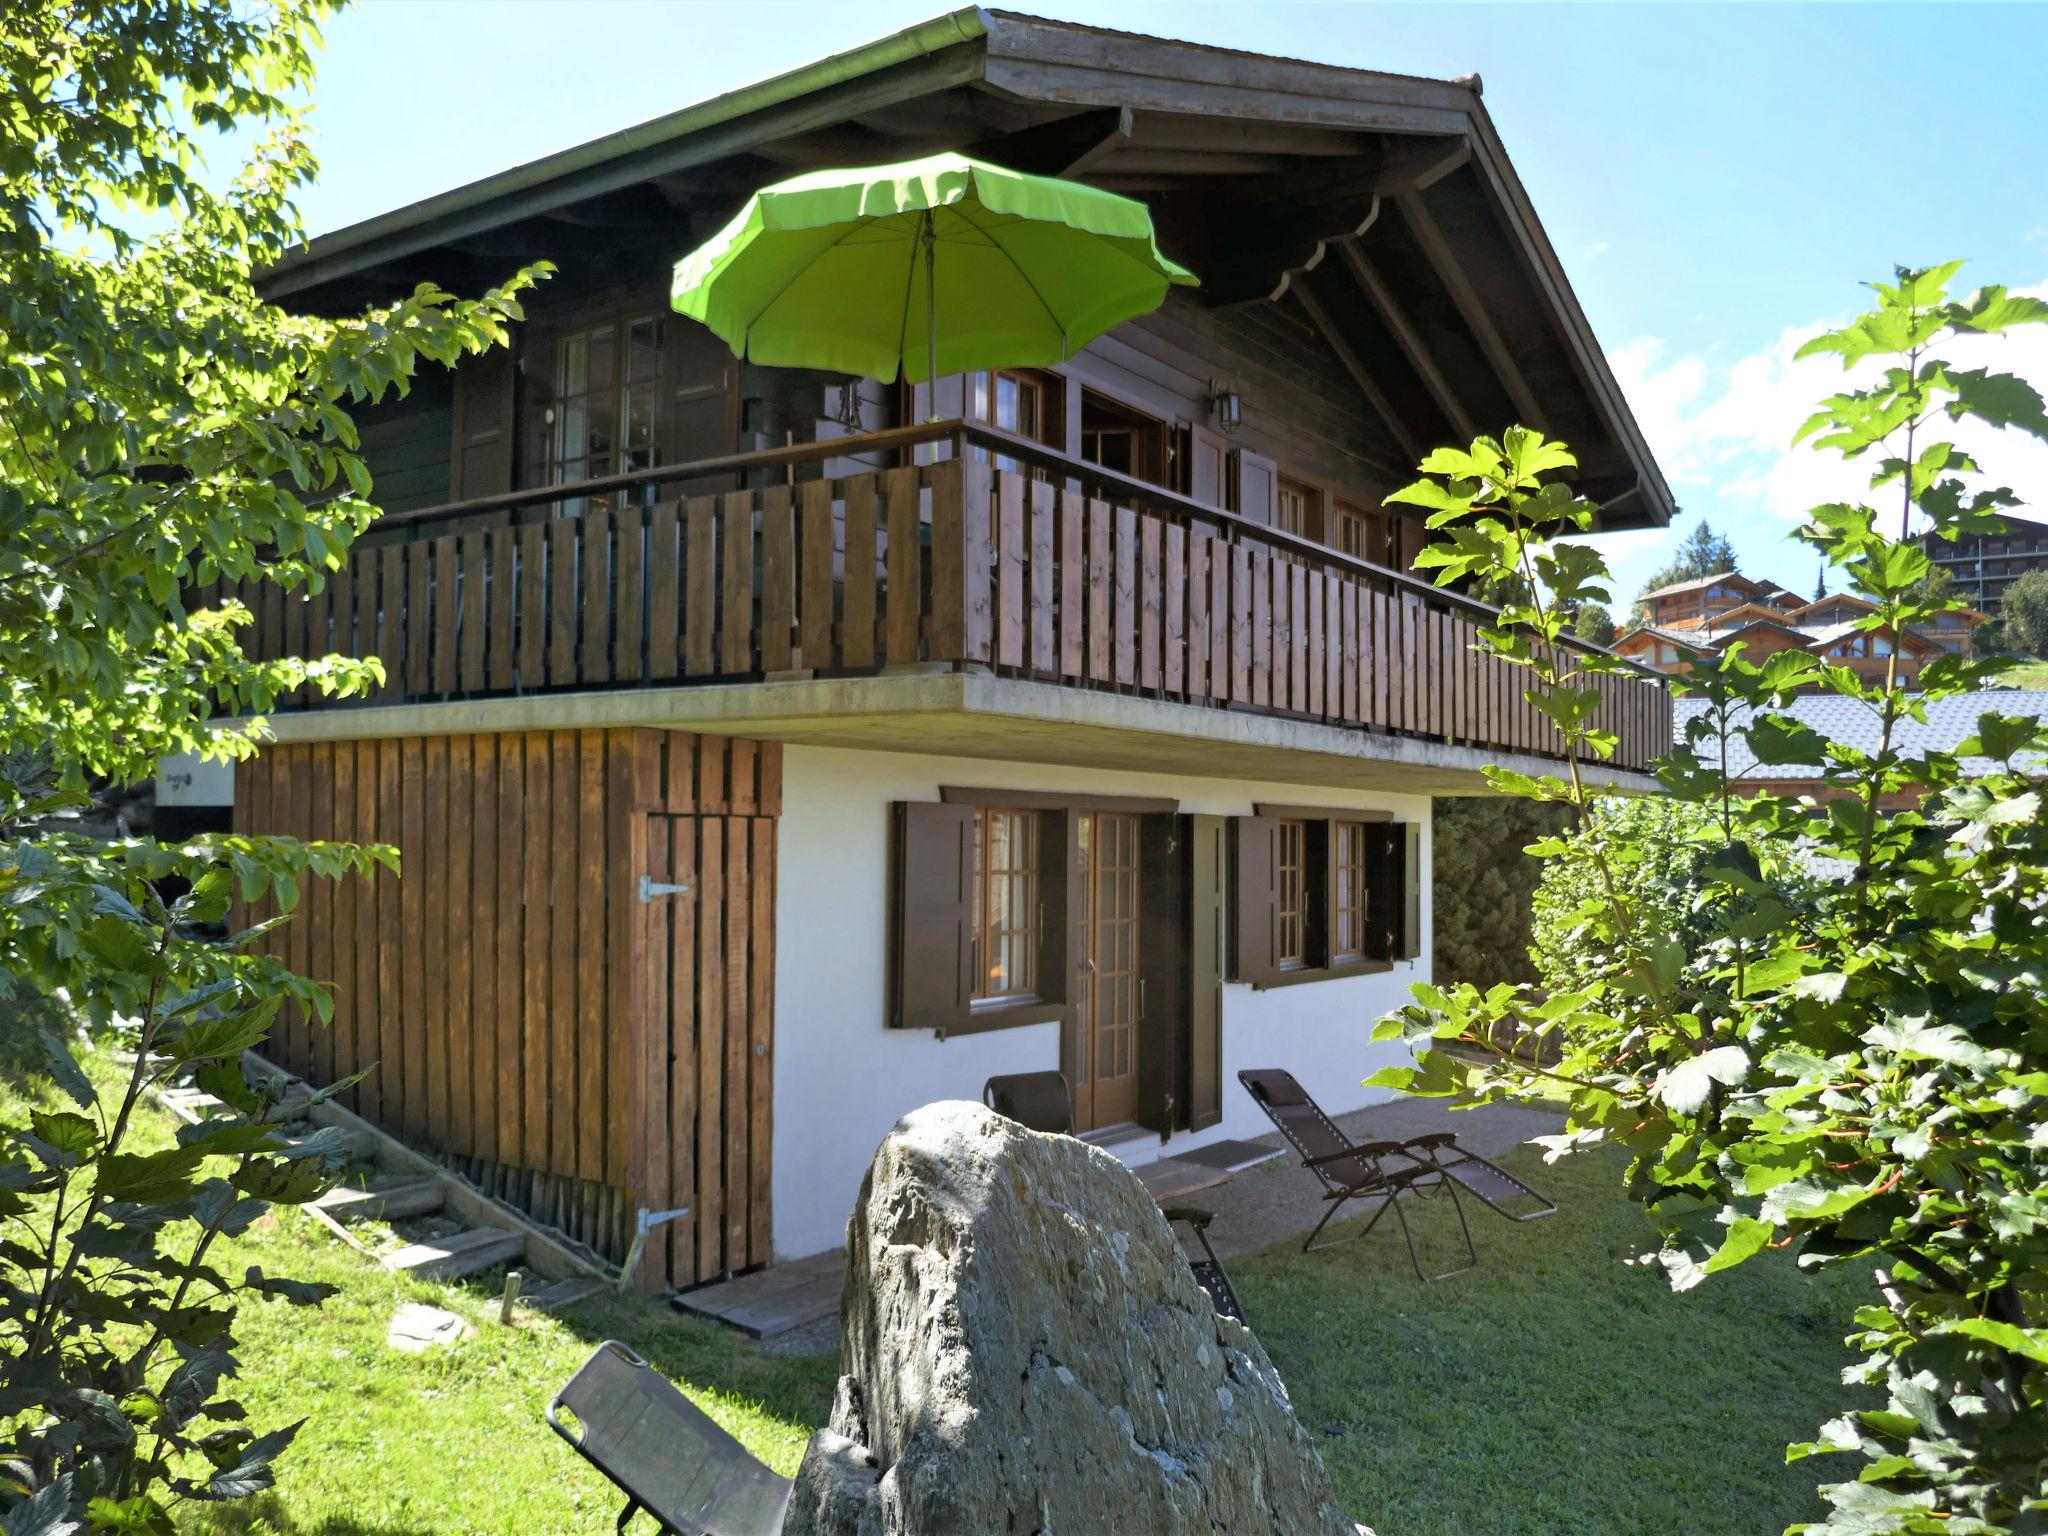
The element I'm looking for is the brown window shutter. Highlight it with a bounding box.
[448,343,517,502]
[1363,822,1420,961]
[1228,447,1278,526]
[1401,820,1422,960]
[1186,814,1227,1129]
[1229,815,1282,985]
[1188,424,1228,507]
[889,801,976,1031]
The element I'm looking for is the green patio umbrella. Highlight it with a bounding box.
[670,152,1197,398]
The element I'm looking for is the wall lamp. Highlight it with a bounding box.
[1209,378,1242,435]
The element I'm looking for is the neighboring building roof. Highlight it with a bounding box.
[1672,690,2048,777]
[1615,623,1712,651]
[1803,620,1944,655]
[1640,570,1767,602]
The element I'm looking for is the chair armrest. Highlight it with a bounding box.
[1161,1205,1213,1228]
[1402,1133,1457,1152]
[544,1390,582,1449]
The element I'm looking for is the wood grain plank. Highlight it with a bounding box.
[1186,531,1209,698]
[431,535,460,696]
[1307,569,1325,718]
[1087,499,1112,684]
[377,548,404,701]
[613,504,644,684]
[471,735,499,1166]
[723,820,750,1269]
[523,732,553,1171]
[961,458,993,664]
[329,742,355,1091]
[1029,478,1055,674]
[517,523,545,690]
[375,739,402,1126]
[720,491,754,676]
[549,731,578,1179]
[666,815,698,1283]
[445,734,474,1154]
[1139,515,1162,691]
[420,735,450,1146]
[581,509,612,684]
[351,740,379,1119]
[488,528,515,692]
[759,484,795,672]
[685,495,717,676]
[1164,522,1186,696]
[649,501,680,681]
[303,743,332,1083]
[695,816,725,1280]
[406,543,432,697]
[926,464,964,662]
[728,738,758,819]
[1230,543,1252,702]
[638,809,672,1287]
[1113,505,1138,688]
[494,733,524,1169]
[548,520,577,686]
[841,477,876,669]
[884,465,921,665]
[756,742,783,818]
[398,735,428,1141]
[576,730,606,1183]
[460,531,488,693]
[1290,562,1309,714]
[748,815,775,1268]
[1058,486,1084,678]
[606,731,637,1193]
[798,480,835,669]
[995,470,1025,670]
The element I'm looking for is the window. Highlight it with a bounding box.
[1331,821,1368,962]
[971,807,1039,1002]
[544,314,662,511]
[1275,819,1307,968]
[1277,479,1314,538]
[1081,389,1169,486]
[972,369,1047,441]
[1232,812,1417,985]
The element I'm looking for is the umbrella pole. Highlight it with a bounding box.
[922,210,938,423]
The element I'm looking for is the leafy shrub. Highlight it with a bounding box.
[1432,796,1568,991]
[1371,264,2048,1534]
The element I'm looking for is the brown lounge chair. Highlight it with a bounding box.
[982,1070,1245,1324]
[1238,1067,1556,1283]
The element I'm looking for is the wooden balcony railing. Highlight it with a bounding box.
[204,420,1673,771]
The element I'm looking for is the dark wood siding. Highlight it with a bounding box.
[235,728,781,1289]
[888,800,976,1032]
[355,368,454,517]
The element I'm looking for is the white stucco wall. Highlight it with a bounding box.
[154,751,235,807]
[771,743,1433,1261]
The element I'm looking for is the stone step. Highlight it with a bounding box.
[312,1178,445,1225]
[381,1227,524,1281]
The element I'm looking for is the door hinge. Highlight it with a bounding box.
[639,875,692,904]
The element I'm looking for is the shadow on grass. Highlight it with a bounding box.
[194,1497,442,1536]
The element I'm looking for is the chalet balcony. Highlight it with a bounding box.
[209,422,1672,776]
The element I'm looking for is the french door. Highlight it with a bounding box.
[1074,811,1143,1131]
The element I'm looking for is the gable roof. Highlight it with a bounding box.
[1673,690,2048,777]
[1640,570,1768,603]
[261,8,1672,528]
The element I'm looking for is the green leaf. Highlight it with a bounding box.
[1702,1216,1774,1275]
[28,1110,102,1163]
[96,1147,205,1204]
[1929,1316,2048,1365]
[1760,1177,1872,1224]
[3,1475,80,1536]
[1657,1045,1749,1115]
[38,1032,95,1110]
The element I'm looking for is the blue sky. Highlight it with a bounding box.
[285,2,2048,609]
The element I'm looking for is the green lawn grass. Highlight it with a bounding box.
[1995,656,2048,688]
[5,1048,1864,1535]
[1236,1146,1868,1536]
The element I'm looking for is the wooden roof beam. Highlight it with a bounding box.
[1334,238,1475,444]
[1290,278,1423,468]
[971,104,1132,177]
[1393,188,1548,433]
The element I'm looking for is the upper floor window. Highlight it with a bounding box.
[1332,501,1379,563]
[548,315,660,494]
[1081,389,1169,487]
[1277,478,1314,538]
[972,369,1049,442]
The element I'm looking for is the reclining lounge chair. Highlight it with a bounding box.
[1238,1067,1556,1283]
[548,1339,793,1535]
[983,1070,1245,1323]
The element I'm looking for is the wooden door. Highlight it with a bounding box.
[1074,810,1143,1131]
[639,807,774,1287]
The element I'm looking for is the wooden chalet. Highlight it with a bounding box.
[199,10,1676,1281]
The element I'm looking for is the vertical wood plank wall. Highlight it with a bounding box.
[234,729,782,1290]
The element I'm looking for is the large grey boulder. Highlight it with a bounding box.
[781,1100,1360,1536]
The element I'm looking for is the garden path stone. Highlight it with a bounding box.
[781,1100,1359,1536]
[384,1302,473,1352]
